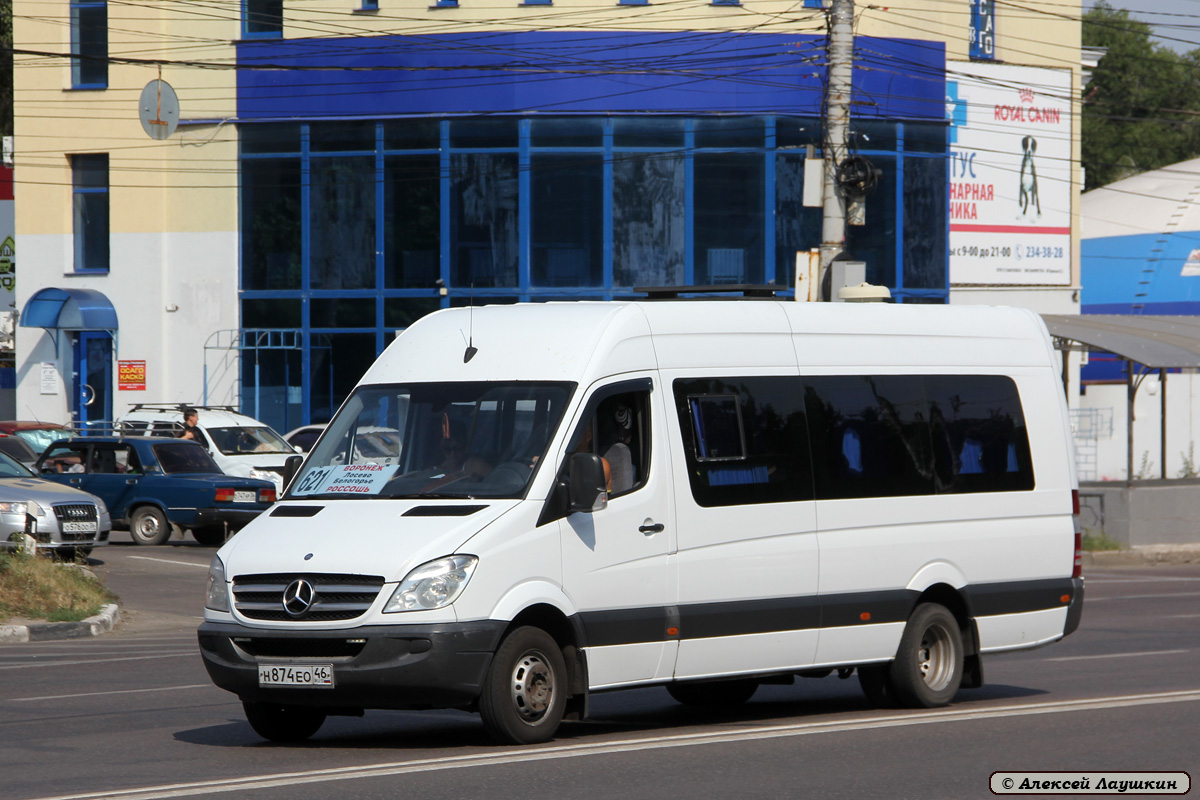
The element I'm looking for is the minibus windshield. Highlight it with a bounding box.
[287,381,574,500]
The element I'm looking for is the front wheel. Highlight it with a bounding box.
[889,603,964,708]
[242,701,326,742]
[129,506,171,546]
[479,626,567,745]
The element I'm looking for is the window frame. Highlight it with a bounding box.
[70,0,108,89]
[71,153,110,274]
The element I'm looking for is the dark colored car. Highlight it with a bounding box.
[35,437,277,546]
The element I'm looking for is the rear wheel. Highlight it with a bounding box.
[191,526,227,547]
[889,603,963,708]
[242,701,326,742]
[479,626,567,745]
[667,678,759,707]
[129,506,171,546]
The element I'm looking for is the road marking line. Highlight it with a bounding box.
[1045,648,1189,662]
[12,684,212,702]
[22,689,1200,800]
[128,556,209,569]
[0,653,193,671]
[1086,590,1200,602]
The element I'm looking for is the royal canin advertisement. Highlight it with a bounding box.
[946,62,1072,286]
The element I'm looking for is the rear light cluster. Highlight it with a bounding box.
[1071,489,1083,579]
[215,487,277,503]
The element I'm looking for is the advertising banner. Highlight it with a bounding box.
[947,63,1072,285]
[118,360,147,391]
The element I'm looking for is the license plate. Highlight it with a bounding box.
[258,664,334,688]
[62,521,97,533]
[233,491,256,503]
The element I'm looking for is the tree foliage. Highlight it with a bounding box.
[1,0,11,139]
[1082,2,1200,191]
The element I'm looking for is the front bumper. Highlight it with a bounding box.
[198,619,507,710]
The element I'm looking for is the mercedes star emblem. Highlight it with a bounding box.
[282,578,316,617]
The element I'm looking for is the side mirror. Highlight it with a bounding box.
[568,453,608,513]
[282,455,304,492]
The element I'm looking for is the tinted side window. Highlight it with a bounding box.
[926,375,1034,493]
[673,377,813,507]
[154,443,222,474]
[804,376,934,499]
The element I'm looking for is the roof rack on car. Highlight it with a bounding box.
[634,284,785,300]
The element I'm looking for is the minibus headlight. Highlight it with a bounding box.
[205,556,230,612]
[385,555,478,613]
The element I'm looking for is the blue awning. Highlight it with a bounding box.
[20,287,118,331]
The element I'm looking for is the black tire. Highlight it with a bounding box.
[129,506,172,546]
[479,626,567,745]
[857,664,898,708]
[889,603,964,708]
[242,701,326,743]
[192,526,227,547]
[667,678,759,707]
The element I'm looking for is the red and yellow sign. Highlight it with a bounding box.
[118,360,146,391]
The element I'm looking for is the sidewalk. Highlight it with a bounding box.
[0,604,121,643]
[1083,544,1200,567]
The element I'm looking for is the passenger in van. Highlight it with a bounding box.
[598,402,635,495]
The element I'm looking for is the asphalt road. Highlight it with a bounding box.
[2,536,1198,800]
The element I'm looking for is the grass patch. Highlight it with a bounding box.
[0,552,118,623]
[1082,532,1123,552]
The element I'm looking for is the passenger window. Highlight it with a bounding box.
[673,377,813,507]
[804,375,934,499]
[569,387,651,498]
[926,375,1034,493]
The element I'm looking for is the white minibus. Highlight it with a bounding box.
[199,299,1084,744]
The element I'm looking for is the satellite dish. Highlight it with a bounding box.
[138,80,180,140]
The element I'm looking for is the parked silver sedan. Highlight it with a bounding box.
[0,451,111,559]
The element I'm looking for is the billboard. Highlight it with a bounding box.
[947,62,1072,286]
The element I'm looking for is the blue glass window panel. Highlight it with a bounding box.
[245,0,283,37]
[311,121,376,153]
[849,119,897,151]
[775,153,821,286]
[844,155,896,289]
[242,298,301,328]
[239,347,302,432]
[450,119,519,149]
[72,154,108,272]
[613,118,685,148]
[384,298,441,329]
[240,124,301,154]
[695,117,764,149]
[450,154,519,288]
[694,153,764,285]
[311,298,376,328]
[613,154,684,287]
[385,155,441,289]
[310,157,376,290]
[242,158,301,290]
[905,122,948,154]
[384,119,440,150]
[531,118,604,148]
[904,154,948,289]
[775,117,821,149]
[71,2,107,87]
[361,0,379,8]
[309,333,379,423]
[531,155,604,288]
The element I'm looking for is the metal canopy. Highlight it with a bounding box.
[1041,314,1200,369]
[20,287,119,332]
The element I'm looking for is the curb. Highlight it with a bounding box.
[0,603,121,644]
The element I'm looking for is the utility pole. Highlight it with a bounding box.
[819,0,854,297]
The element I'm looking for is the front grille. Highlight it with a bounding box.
[232,573,385,621]
[231,637,368,659]
[52,503,99,542]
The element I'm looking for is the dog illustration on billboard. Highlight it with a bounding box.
[1018,135,1041,219]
